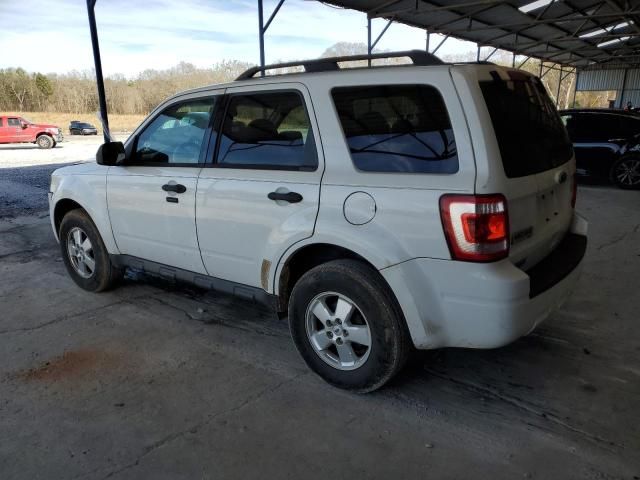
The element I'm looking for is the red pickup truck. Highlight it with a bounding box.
[0,115,64,149]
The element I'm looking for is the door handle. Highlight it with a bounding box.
[268,191,303,203]
[162,183,187,194]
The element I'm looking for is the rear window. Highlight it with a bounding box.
[332,85,458,174]
[480,73,572,178]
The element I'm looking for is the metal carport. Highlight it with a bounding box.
[85,0,640,139]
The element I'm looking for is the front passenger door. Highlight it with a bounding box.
[107,95,219,274]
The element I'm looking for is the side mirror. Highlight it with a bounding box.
[20,122,28,129]
[96,141,126,166]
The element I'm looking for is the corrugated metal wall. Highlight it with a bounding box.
[576,69,626,91]
[576,68,640,108]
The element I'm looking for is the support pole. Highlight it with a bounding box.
[572,70,579,107]
[512,52,516,68]
[426,31,430,53]
[86,0,109,143]
[258,0,265,75]
[367,18,372,66]
[555,65,563,107]
[476,45,481,62]
[257,0,285,76]
[619,67,629,109]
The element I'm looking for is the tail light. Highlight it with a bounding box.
[571,174,577,208]
[440,194,509,262]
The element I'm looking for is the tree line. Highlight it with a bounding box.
[0,42,605,115]
[0,60,251,115]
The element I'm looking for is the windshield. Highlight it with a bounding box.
[480,72,573,178]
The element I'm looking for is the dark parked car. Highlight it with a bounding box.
[69,121,98,136]
[559,109,640,189]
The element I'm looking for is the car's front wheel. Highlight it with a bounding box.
[59,209,123,292]
[36,135,53,149]
[288,259,411,392]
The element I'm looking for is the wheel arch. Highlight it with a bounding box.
[275,242,396,315]
[53,198,85,236]
[51,191,119,254]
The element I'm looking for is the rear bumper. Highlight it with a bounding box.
[381,212,588,350]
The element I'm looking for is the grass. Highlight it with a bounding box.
[0,112,146,134]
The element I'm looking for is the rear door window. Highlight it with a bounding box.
[618,115,640,138]
[480,74,572,178]
[216,91,318,170]
[331,85,458,174]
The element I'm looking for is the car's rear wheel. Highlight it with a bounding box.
[36,135,53,149]
[610,155,640,189]
[59,209,123,292]
[288,259,411,393]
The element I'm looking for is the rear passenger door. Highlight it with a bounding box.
[196,83,322,290]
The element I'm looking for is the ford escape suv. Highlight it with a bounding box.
[49,51,588,392]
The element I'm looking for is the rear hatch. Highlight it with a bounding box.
[477,68,575,270]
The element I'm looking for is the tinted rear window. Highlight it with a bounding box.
[332,85,458,173]
[480,73,572,178]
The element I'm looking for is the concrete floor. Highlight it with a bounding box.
[0,159,638,478]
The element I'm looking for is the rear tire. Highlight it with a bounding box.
[36,135,53,149]
[610,155,640,189]
[288,259,411,393]
[59,209,123,292]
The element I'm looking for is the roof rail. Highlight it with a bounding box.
[235,50,444,80]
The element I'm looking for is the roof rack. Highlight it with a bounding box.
[235,50,444,80]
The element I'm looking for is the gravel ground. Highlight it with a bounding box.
[0,142,639,479]
[0,135,128,218]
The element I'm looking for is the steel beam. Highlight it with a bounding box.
[431,34,450,55]
[555,65,563,106]
[369,0,504,18]
[371,19,394,50]
[258,0,286,75]
[483,47,498,62]
[86,0,110,143]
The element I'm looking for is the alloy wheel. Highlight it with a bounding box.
[66,227,96,279]
[305,292,372,371]
[614,158,640,186]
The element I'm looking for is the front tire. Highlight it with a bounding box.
[36,135,53,149]
[59,209,123,292]
[610,155,640,189]
[289,260,411,393]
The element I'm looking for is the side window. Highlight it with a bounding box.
[331,85,458,174]
[8,118,20,127]
[0,118,3,127]
[216,91,318,170]
[618,116,640,138]
[575,114,606,142]
[134,98,215,165]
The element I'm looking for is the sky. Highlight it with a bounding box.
[0,0,475,77]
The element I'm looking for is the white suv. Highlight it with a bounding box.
[49,51,588,392]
